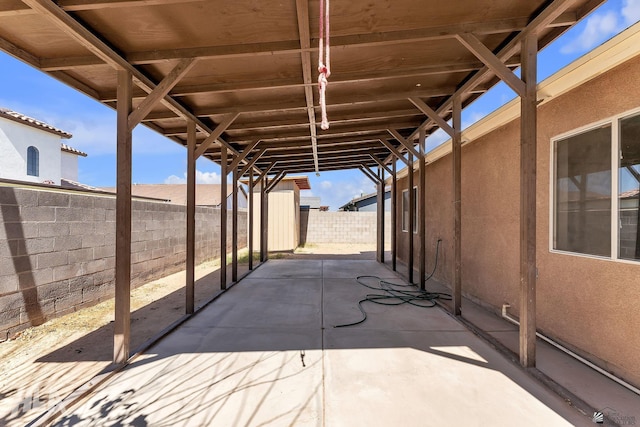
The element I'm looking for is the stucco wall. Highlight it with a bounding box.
[394,55,640,387]
[0,118,62,185]
[60,152,79,182]
[0,185,247,340]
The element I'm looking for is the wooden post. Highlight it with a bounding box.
[114,69,132,365]
[418,127,426,290]
[520,33,538,368]
[452,96,462,316]
[380,167,385,263]
[408,152,414,284]
[220,147,228,290]
[376,166,384,263]
[248,170,254,270]
[391,159,397,271]
[186,120,196,314]
[232,159,238,282]
[261,177,269,262]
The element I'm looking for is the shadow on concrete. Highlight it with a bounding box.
[35,262,257,364]
[36,259,594,426]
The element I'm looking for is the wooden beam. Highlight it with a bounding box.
[294,0,319,173]
[408,97,454,137]
[407,0,580,143]
[239,148,267,177]
[456,33,525,97]
[61,0,198,12]
[388,129,421,159]
[377,167,385,263]
[452,96,462,316]
[266,171,287,193]
[253,142,384,158]
[36,16,549,67]
[520,33,538,368]
[232,160,238,283]
[114,69,132,365]
[198,86,465,117]
[369,155,393,176]
[379,139,410,167]
[418,126,426,290]
[259,135,388,150]
[194,112,240,159]
[276,158,377,171]
[220,148,228,290]
[256,162,277,185]
[229,140,260,171]
[128,58,196,130]
[185,120,196,314]
[408,153,414,284]
[359,166,381,184]
[248,170,254,270]
[95,61,513,101]
[0,35,40,68]
[260,177,268,262]
[391,159,397,271]
[20,0,240,155]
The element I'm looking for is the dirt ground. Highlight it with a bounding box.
[0,243,376,426]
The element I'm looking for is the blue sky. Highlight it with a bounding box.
[1,0,639,210]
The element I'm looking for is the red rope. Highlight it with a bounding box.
[318,0,330,130]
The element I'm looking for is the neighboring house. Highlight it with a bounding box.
[300,196,321,211]
[339,190,391,212]
[247,175,311,251]
[0,108,87,185]
[391,23,640,388]
[99,184,247,208]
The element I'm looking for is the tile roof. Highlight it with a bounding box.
[60,143,88,157]
[0,107,72,138]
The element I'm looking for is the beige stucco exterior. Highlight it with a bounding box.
[394,30,640,387]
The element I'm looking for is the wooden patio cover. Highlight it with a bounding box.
[0,0,604,372]
[0,0,600,175]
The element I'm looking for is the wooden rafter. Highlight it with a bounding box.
[128,58,196,130]
[456,33,525,97]
[193,112,240,159]
[295,0,319,173]
[30,14,578,68]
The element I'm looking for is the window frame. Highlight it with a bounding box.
[401,189,409,232]
[27,146,39,177]
[401,186,418,234]
[549,106,640,264]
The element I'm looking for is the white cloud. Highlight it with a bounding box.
[320,180,332,189]
[622,0,640,25]
[164,170,221,184]
[560,10,619,54]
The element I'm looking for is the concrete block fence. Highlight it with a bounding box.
[0,186,247,340]
[300,210,391,244]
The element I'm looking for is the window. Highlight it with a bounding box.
[27,146,39,177]
[401,187,417,233]
[619,114,640,261]
[552,110,640,262]
[402,189,409,232]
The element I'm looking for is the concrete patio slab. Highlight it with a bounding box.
[246,259,323,279]
[322,278,466,332]
[322,259,398,279]
[55,259,595,426]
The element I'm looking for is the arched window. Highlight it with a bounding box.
[27,146,39,176]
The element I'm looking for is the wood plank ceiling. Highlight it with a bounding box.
[0,0,603,176]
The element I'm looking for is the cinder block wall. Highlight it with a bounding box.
[0,186,247,340]
[300,210,391,244]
